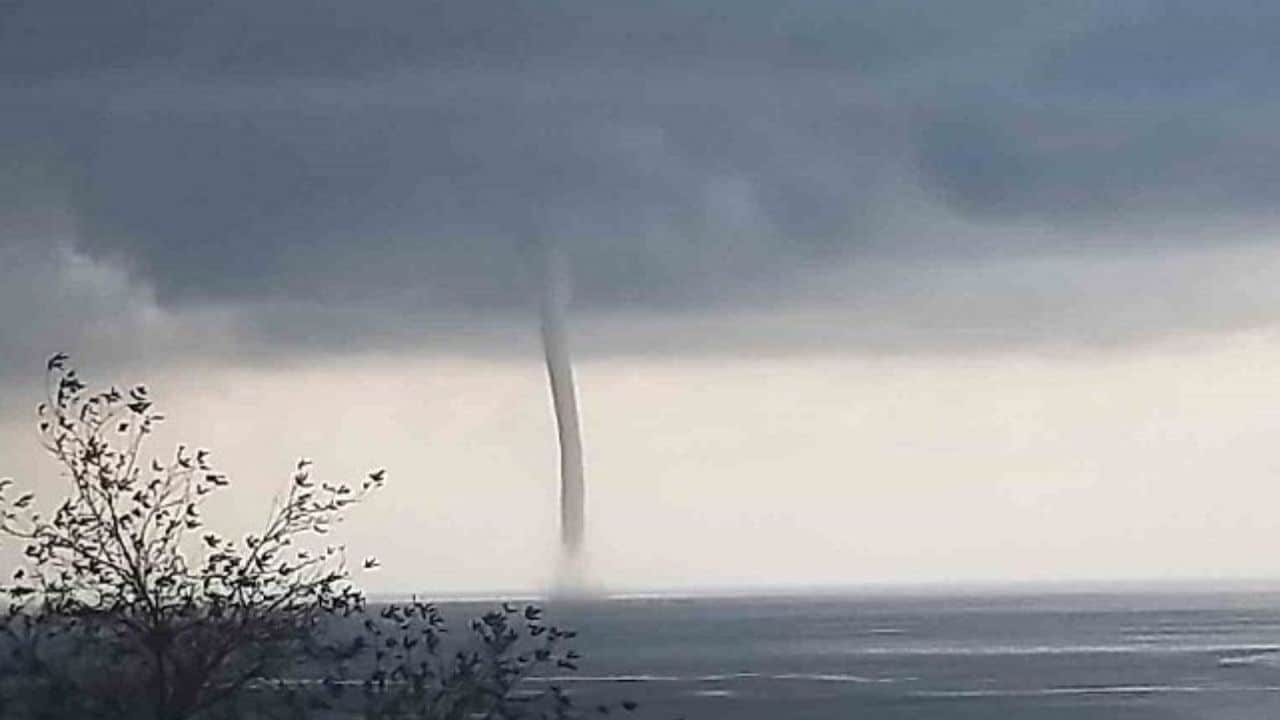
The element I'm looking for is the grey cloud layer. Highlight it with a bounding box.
[4,0,1280,356]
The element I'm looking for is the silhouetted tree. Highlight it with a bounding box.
[0,356,640,720]
[0,354,382,719]
[312,600,637,720]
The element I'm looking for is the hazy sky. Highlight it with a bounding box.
[5,1,1280,593]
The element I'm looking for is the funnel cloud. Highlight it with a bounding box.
[539,242,585,572]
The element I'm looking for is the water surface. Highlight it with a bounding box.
[450,590,1280,719]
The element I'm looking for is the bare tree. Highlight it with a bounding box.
[0,355,643,720]
[0,354,384,719]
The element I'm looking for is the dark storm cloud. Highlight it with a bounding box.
[0,0,1040,79]
[4,0,1280,357]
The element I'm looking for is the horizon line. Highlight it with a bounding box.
[365,575,1280,604]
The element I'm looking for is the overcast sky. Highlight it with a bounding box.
[5,1,1280,594]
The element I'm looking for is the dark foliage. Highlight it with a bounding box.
[0,356,640,720]
[293,600,637,719]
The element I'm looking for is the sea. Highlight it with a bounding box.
[431,588,1280,719]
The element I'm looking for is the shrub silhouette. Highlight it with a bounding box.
[0,354,379,718]
[0,356,637,720]
[313,600,635,719]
